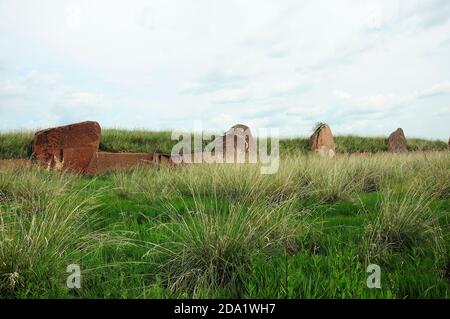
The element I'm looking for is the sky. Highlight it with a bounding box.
[0,0,449,139]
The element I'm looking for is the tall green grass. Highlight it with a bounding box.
[1,150,449,298]
[108,152,449,297]
[112,151,449,204]
[145,196,307,295]
[0,131,34,160]
[0,167,109,297]
[365,188,445,259]
[100,129,175,154]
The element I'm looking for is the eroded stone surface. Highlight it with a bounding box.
[90,152,155,174]
[31,121,258,174]
[62,147,98,173]
[220,124,254,162]
[32,121,101,172]
[152,153,175,166]
[388,128,407,152]
[310,124,336,157]
[31,121,180,174]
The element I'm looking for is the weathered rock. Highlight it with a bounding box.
[388,128,407,152]
[30,121,185,174]
[226,124,253,144]
[152,153,175,166]
[63,147,98,173]
[309,124,335,157]
[90,152,155,174]
[32,121,101,173]
[221,124,254,162]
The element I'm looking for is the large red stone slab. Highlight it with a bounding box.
[32,121,101,172]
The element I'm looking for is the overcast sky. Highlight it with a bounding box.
[0,0,449,139]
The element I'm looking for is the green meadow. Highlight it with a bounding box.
[0,129,447,159]
[0,130,449,298]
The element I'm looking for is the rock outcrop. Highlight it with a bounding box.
[388,128,407,152]
[309,124,335,157]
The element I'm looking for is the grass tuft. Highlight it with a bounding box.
[145,194,307,295]
[0,167,109,297]
[365,188,445,260]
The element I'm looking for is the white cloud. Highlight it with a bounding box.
[333,89,398,111]
[63,92,113,110]
[0,0,449,139]
[333,90,352,100]
[418,81,450,98]
[0,80,25,98]
[334,81,450,113]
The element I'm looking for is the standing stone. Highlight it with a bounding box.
[221,124,254,162]
[388,128,407,152]
[32,121,101,173]
[309,124,336,157]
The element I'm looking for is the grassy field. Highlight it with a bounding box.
[0,129,448,159]
[1,150,449,298]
